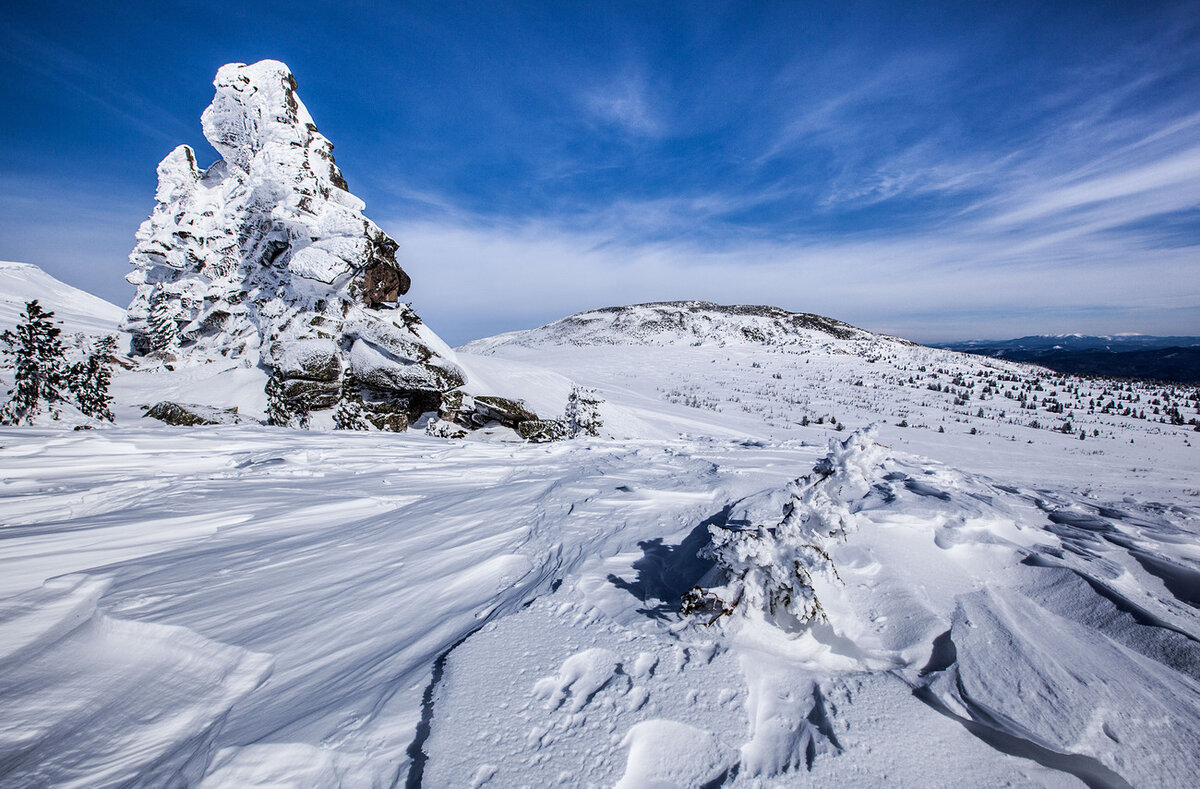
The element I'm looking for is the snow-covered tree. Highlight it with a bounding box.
[293,394,312,430]
[70,335,117,422]
[333,372,369,430]
[147,288,179,352]
[564,385,604,437]
[0,300,69,424]
[265,369,292,427]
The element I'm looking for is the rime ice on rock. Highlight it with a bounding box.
[123,60,475,429]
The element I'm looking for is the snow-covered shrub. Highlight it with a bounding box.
[565,385,604,437]
[146,288,179,353]
[683,426,886,631]
[333,373,370,431]
[517,418,571,442]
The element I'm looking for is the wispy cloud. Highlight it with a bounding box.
[382,45,1200,345]
[579,69,665,137]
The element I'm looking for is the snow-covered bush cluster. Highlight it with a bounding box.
[1,300,115,425]
[684,426,886,630]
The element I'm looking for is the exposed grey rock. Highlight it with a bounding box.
[517,419,571,442]
[142,402,243,426]
[473,396,537,426]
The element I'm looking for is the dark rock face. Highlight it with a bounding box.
[282,379,341,410]
[143,402,243,426]
[473,396,538,426]
[442,393,539,430]
[357,260,410,308]
[359,399,411,432]
[517,419,571,442]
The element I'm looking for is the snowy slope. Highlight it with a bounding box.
[0,261,125,337]
[2,297,1199,787]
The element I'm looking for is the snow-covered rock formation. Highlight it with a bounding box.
[122,60,528,431]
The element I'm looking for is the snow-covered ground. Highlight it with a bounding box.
[2,283,1199,787]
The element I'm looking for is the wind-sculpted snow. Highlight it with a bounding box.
[416,427,1200,787]
[2,409,1199,785]
[4,273,1200,784]
[0,426,781,785]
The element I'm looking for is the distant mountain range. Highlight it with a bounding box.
[933,335,1200,383]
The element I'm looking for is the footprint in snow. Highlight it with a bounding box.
[532,648,628,713]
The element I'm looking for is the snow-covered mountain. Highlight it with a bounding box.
[462,300,888,351]
[0,261,124,337]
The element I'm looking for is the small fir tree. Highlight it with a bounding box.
[147,288,179,352]
[333,372,369,430]
[294,394,312,429]
[1,300,69,424]
[70,335,117,422]
[564,384,604,437]
[265,369,292,427]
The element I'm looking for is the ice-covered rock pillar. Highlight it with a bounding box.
[122,60,465,428]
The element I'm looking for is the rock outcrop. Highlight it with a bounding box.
[142,402,244,426]
[123,60,487,428]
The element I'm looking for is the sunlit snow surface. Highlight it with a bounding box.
[2,297,1200,786]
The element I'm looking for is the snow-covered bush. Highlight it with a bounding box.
[146,289,179,353]
[564,385,604,437]
[683,426,886,631]
[265,370,293,427]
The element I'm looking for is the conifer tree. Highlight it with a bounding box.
[333,371,369,430]
[0,300,69,424]
[70,335,116,422]
[294,394,312,430]
[564,384,604,437]
[147,288,179,352]
[265,369,292,427]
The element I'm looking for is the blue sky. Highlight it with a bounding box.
[2,1,1198,343]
